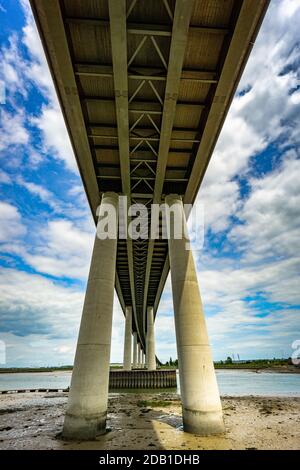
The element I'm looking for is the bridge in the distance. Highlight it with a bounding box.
[30,0,268,440]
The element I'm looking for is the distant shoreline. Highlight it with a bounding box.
[215,366,300,374]
[1,365,299,374]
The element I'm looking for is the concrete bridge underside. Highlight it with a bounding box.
[30,0,268,439]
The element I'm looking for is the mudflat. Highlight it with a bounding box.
[0,392,299,450]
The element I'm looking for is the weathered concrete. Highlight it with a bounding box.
[132,332,138,369]
[165,194,225,436]
[137,343,142,368]
[146,307,156,371]
[62,192,118,440]
[141,352,145,368]
[123,306,132,371]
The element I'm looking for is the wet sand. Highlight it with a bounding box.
[0,392,299,450]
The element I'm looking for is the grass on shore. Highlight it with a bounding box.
[137,399,173,408]
[163,359,296,370]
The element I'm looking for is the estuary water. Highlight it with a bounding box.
[0,369,299,396]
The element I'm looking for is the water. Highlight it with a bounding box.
[211,370,300,397]
[0,371,71,392]
[0,370,299,396]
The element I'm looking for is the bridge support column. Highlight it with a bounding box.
[165,194,224,435]
[137,343,141,368]
[123,306,132,371]
[141,352,145,368]
[133,332,137,368]
[146,307,156,370]
[62,192,118,440]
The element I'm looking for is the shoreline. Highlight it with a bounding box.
[1,366,299,374]
[0,392,299,450]
[215,366,300,374]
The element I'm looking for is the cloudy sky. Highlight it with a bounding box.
[0,0,299,367]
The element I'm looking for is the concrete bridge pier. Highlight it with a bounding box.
[123,306,132,371]
[137,343,142,368]
[62,192,118,440]
[165,194,225,436]
[146,306,156,370]
[141,351,145,368]
[132,332,138,368]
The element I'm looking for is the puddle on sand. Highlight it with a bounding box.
[156,413,182,430]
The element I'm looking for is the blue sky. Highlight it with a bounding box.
[0,0,300,367]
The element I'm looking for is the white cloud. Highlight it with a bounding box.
[278,0,300,17]
[0,201,26,243]
[199,255,300,310]
[0,109,29,152]
[0,1,77,173]
[15,173,90,219]
[155,148,300,362]
[24,219,94,279]
[0,269,125,366]
[20,1,78,172]
[31,104,77,172]
[27,147,43,167]
[21,14,55,97]
[0,34,27,98]
[0,268,83,337]
[1,332,76,367]
[16,175,61,212]
[198,179,240,233]
[154,252,300,361]
[0,169,11,184]
[230,150,300,260]
[199,0,300,234]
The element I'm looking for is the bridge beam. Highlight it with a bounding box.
[123,306,132,371]
[62,192,118,440]
[142,0,194,333]
[109,0,142,347]
[146,307,156,371]
[165,194,225,435]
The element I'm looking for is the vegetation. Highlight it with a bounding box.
[1,358,298,374]
[164,357,178,367]
[162,358,298,370]
[137,399,172,408]
[214,358,296,369]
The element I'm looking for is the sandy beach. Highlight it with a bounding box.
[0,392,299,450]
